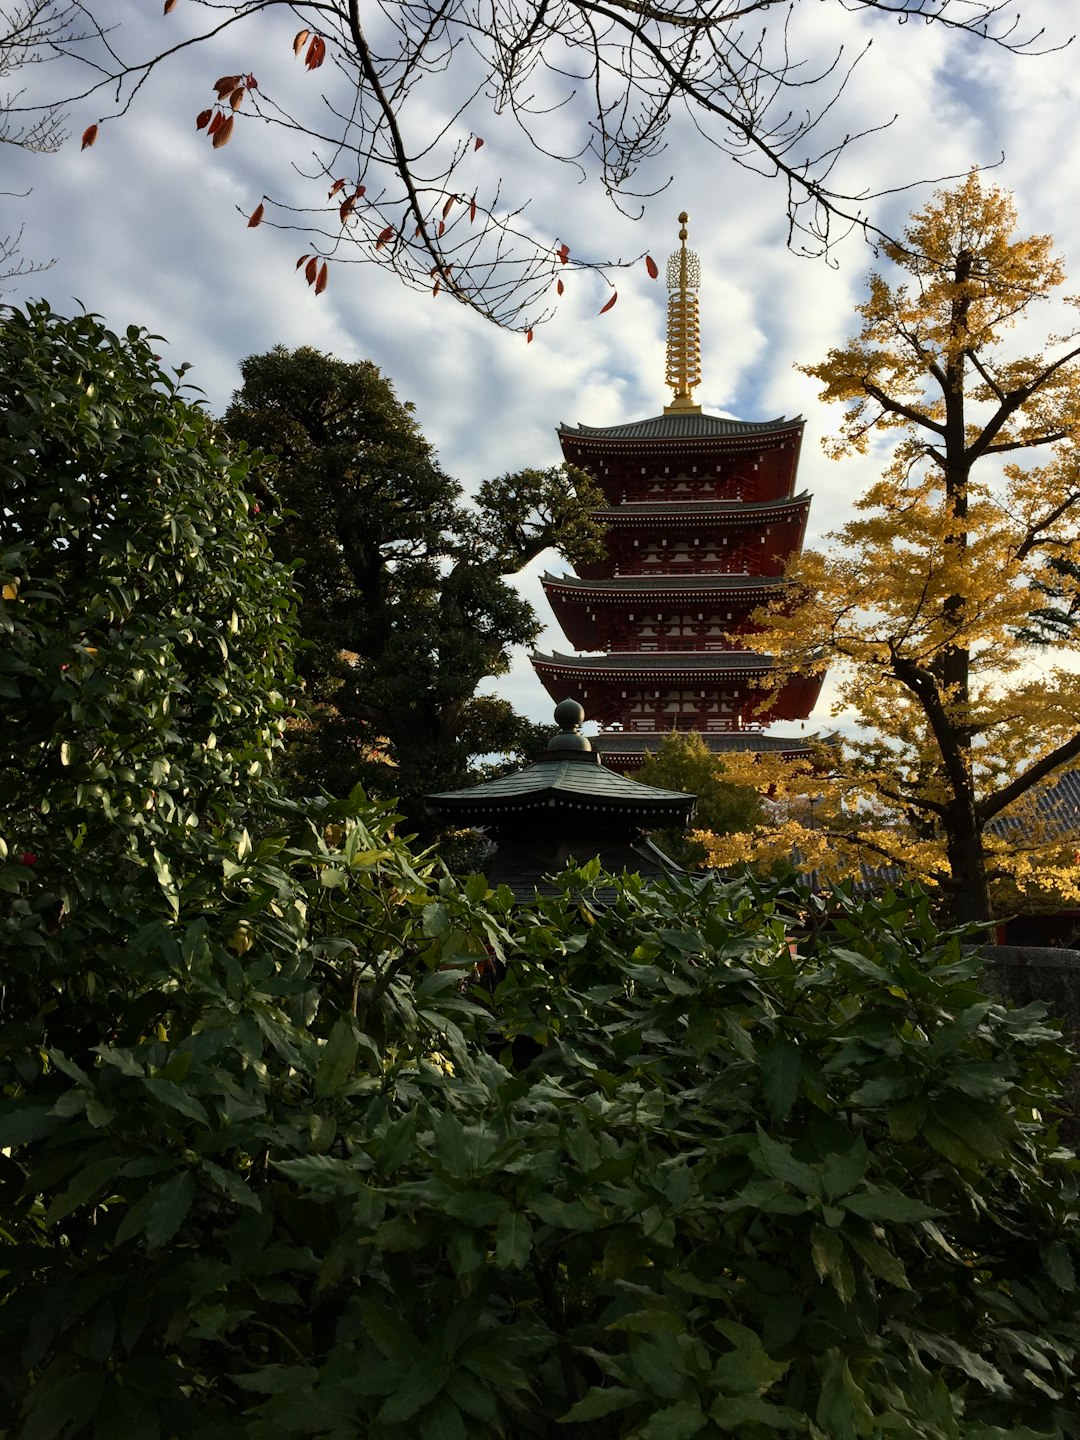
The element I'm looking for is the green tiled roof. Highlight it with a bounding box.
[429,755,693,822]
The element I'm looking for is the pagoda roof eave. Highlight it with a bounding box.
[558,412,804,444]
[532,649,775,676]
[542,571,789,596]
[590,491,811,523]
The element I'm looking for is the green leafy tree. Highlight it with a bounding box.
[222,345,606,814]
[0,302,298,891]
[635,730,764,868]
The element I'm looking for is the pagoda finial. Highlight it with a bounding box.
[663,212,702,415]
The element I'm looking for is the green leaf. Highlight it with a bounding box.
[559,1387,638,1422]
[840,1190,943,1222]
[315,1016,359,1098]
[639,1400,707,1439]
[753,1127,819,1196]
[0,1106,63,1146]
[761,1041,803,1122]
[273,1154,369,1196]
[22,1369,104,1440]
[144,1171,196,1248]
[442,1190,508,1227]
[45,1156,124,1226]
[378,1359,450,1424]
[846,1231,911,1290]
[143,1076,210,1126]
[494,1210,533,1269]
[821,1139,868,1200]
[419,1395,468,1440]
[1042,1240,1076,1291]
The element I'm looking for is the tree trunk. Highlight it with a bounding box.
[941,812,993,926]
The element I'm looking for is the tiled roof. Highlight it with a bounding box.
[429,755,692,821]
[542,571,786,594]
[591,492,811,520]
[591,731,817,756]
[532,649,772,674]
[559,412,803,442]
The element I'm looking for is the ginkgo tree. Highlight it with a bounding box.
[17,0,1059,330]
[700,174,1080,926]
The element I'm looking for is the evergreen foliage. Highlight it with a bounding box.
[222,345,605,816]
[635,731,763,868]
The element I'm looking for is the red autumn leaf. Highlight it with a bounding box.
[526,329,533,343]
[329,179,346,198]
[414,225,422,238]
[432,280,441,297]
[293,29,310,55]
[438,220,445,237]
[556,243,569,264]
[474,136,484,150]
[246,74,258,89]
[375,225,394,250]
[296,254,310,269]
[247,202,265,228]
[196,109,212,130]
[645,253,659,279]
[211,113,234,148]
[305,255,319,284]
[442,195,455,219]
[163,0,177,12]
[207,110,224,136]
[80,123,98,150]
[430,265,439,277]
[214,75,241,97]
[315,261,328,295]
[469,193,477,223]
[354,184,366,198]
[230,86,245,110]
[305,35,326,69]
[598,290,618,314]
[557,277,564,296]
[340,196,357,224]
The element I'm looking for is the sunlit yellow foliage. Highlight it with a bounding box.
[700,176,1080,923]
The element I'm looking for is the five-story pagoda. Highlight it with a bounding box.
[531,215,822,770]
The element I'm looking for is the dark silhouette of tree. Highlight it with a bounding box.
[223,344,606,813]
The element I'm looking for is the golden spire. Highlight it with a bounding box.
[663,212,702,415]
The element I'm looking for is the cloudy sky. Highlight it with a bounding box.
[4,0,1078,733]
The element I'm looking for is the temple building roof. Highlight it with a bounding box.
[428,699,695,834]
[558,412,803,443]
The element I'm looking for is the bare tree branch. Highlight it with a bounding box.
[8,0,1067,327]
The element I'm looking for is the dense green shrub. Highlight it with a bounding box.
[2,846,1079,1437]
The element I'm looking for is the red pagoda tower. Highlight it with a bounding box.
[532,214,822,770]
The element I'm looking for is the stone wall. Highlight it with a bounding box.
[980,945,1080,1144]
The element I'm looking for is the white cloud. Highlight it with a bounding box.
[7,0,1079,729]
